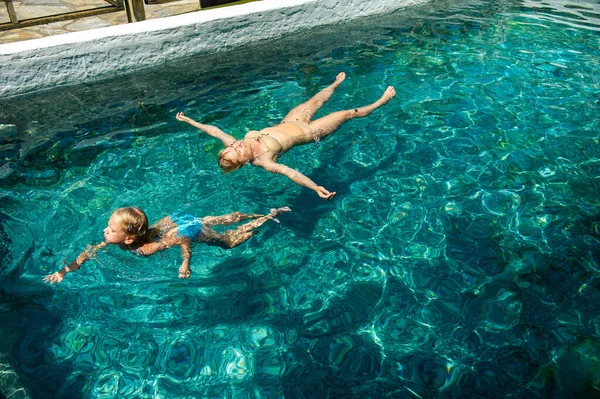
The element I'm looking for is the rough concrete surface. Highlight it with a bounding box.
[0,0,428,99]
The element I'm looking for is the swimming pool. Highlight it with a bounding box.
[1,0,600,397]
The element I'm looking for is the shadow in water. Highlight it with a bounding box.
[0,278,79,398]
[284,133,404,237]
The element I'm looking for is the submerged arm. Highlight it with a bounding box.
[257,159,336,199]
[137,237,192,279]
[135,236,178,256]
[176,112,236,146]
[44,241,109,284]
[178,241,192,279]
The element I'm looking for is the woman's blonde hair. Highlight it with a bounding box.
[112,207,148,241]
[217,149,245,173]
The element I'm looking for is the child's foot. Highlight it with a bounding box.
[381,86,396,103]
[334,72,346,86]
[270,206,291,216]
[268,206,291,223]
[178,265,191,279]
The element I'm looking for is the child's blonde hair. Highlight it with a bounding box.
[112,207,148,241]
[217,149,245,173]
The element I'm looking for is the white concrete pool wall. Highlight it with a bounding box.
[0,0,430,99]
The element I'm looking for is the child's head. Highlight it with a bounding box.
[217,140,252,173]
[104,207,148,245]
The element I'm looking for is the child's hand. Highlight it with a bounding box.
[44,271,65,284]
[178,265,191,279]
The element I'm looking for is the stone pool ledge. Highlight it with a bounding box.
[0,0,428,99]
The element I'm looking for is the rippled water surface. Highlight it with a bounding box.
[1,0,600,397]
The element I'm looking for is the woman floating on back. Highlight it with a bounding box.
[176,72,396,199]
[44,206,290,283]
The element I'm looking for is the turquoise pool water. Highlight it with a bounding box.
[1,0,600,397]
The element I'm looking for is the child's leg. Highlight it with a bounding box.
[308,86,396,141]
[201,211,264,228]
[218,207,291,249]
[281,72,346,124]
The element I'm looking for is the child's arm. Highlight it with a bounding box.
[43,242,108,284]
[176,112,236,146]
[136,237,193,279]
[256,159,336,200]
[135,237,175,256]
[178,241,192,279]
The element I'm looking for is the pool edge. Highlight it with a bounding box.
[0,0,430,99]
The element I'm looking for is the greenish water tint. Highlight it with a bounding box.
[1,0,600,397]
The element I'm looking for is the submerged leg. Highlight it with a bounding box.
[282,72,346,124]
[201,211,264,228]
[215,207,291,249]
[308,86,396,141]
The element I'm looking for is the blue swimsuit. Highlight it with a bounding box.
[170,213,203,240]
[135,213,203,256]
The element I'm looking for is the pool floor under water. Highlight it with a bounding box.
[1,0,600,397]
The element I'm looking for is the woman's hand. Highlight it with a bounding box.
[176,112,191,123]
[316,186,336,200]
[44,271,65,284]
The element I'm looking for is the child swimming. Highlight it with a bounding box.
[43,206,291,283]
[176,72,396,200]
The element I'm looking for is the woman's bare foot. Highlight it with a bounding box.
[381,86,396,103]
[334,72,346,87]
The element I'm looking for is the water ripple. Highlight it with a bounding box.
[2,0,600,397]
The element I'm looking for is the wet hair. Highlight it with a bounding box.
[111,207,148,242]
[217,148,246,173]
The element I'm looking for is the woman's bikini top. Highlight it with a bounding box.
[246,130,284,154]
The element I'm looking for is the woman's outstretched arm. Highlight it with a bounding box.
[176,112,236,146]
[43,241,109,284]
[257,159,336,199]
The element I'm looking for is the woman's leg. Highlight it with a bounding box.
[308,86,396,141]
[282,72,346,124]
